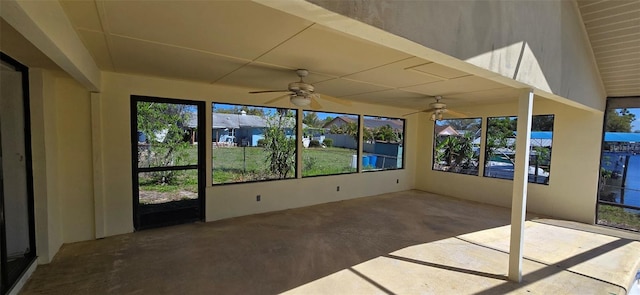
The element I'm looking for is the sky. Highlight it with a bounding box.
[630,108,640,131]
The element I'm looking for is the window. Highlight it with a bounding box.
[212,103,297,184]
[432,118,482,175]
[597,104,640,231]
[483,115,554,184]
[302,111,358,177]
[362,116,404,171]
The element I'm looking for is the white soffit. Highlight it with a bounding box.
[578,0,640,97]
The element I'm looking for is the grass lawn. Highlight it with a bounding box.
[139,144,359,189]
[212,146,358,183]
[597,204,640,232]
[302,147,356,177]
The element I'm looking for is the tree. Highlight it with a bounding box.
[435,132,476,172]
[137,102,192,184]
[330,121,360,143]
[212,105,265,116]
[303,111,320,128]
[373,125,399,142]
[606,108,636,132]
[531,115,554,131]
[485,117,514,163]
[263,111,296,179]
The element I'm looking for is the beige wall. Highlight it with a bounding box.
[308,0,606,111]
[29,69,95,263]
[29,69,62,263]
[54,76,95,243]
[415,98,603,224]
[99,72,417,236]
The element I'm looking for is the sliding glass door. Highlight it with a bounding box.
[0,53,36,294]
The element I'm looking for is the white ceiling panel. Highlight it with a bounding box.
[406,62,470,80]
[216,62,334,92]
[343,57,443,88]
[102,1,313,60]
[343,89,431,108]
[109,36,248,83]
[401,76,506,97]
[60,0,103,32]
[257,24,411,78]
[314,77,391,98]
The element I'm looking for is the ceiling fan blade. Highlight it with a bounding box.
[264,94,290,104]
[403,110,427,117]
[445,109,469,118]
[249,89,290,94]
[310,96,322,109]
[320,94,352,106]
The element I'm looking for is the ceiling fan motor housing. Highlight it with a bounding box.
[430,102,446,109]
[288,81,314,94]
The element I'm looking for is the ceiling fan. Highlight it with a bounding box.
[248,69,350,109]
[403,96,467,120]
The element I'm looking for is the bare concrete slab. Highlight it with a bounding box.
[20,190,640,294]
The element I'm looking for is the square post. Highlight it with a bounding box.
[508,88,534,282]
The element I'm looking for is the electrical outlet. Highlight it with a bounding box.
[337,186,340,192]
[256,195,261,202]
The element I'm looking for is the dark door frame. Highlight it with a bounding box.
[0,52,37,294]
[596,96,640,230]
[130,95,206,230]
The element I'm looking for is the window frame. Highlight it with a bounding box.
[482,114,555,185]
[361,115,406,173]
[301,110,361,178]
[211,102,299,186]
[431,117,483,176]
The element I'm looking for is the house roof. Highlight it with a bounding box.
[434,125,459,136]
[210,112,300,129]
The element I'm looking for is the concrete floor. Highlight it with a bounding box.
[20,190,640,294]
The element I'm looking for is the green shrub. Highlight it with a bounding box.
[323,138,333,147]
[257,139,266,147]
[309,139,322,148]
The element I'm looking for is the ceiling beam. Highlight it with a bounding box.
[1,0,101,91]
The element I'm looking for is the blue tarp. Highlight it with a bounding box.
[604,132,640,143]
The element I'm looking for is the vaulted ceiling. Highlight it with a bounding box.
[577,0,640,98]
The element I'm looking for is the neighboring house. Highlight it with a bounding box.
[434,125,460,136]
[212,111,297,146]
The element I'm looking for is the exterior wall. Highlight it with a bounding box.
[99,72,416,236]
[416,98,603,223]
[308,0,606,111]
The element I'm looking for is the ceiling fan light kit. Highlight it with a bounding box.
[290,94,311,106]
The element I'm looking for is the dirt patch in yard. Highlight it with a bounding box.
[139,190,197,204]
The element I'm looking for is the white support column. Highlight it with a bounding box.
[508,88,534,282]
[296,108,303,178]
[358,115,364,173]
